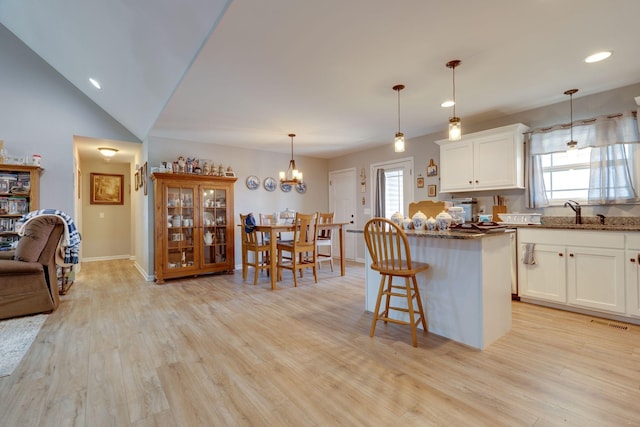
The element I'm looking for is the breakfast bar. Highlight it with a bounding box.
[364,229,514,349]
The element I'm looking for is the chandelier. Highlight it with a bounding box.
[279,133,303,184]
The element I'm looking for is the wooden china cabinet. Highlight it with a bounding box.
[151,173,237,283]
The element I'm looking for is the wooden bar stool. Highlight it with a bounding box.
[363,217,428,347]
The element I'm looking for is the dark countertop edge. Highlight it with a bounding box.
[509,224,640,232]
[347,228,514,239]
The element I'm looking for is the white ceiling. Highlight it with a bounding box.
[2,0,640,161]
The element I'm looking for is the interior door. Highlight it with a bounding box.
[329,169,356,260]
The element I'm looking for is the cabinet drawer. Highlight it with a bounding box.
[518,228,624,249]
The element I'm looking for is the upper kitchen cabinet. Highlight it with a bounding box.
[436,123,529,193]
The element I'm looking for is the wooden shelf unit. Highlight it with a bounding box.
[0,164,43,249]
[151,173,237,283]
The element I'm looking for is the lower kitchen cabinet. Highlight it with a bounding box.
[518,229,626,316]
[625,234,640,318]
[518,243,566,303]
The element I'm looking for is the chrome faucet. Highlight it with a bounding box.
[563,200,582,224]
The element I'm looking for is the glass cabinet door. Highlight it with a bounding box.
[201,186,227,266]
[166,185,195,270]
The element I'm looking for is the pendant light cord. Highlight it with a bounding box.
[397,88,401,133]
[452,66,456,118]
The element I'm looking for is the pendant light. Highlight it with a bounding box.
[446,60,462,141]
[393,84,405,153]
[564,89,578,150]
[279,133,303,184]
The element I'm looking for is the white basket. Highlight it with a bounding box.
[497,213,542,224]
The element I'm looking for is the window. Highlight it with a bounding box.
[383,168,403,218]
[540,148,592,202]
[528,112,639,207]
[371,158,414,218]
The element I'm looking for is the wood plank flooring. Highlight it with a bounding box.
[1,260,639,426]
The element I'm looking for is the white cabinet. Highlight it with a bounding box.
[518,243,567,303]
[517,229,626,315]
[436,123,529,193]
[566,246,625,314]
[625,234,640,318]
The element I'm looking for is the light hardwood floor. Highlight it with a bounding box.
[1,260,639,426]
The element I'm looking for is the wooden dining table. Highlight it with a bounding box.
[252,222,347,290]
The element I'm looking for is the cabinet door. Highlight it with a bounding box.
[165,183,197,271]
[518,243,567,303]
[474,132,520,190]
[200,185,229,267]
[439,140,474,192]
[625,252,640,318]
[567,247,625,314]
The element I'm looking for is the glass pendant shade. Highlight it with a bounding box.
[395,132,405,153]
[392,84,406,152]
[446,60,462,141]
[448,117,461,141]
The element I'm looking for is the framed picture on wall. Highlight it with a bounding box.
[428,184,437,197]
[427,158,438,177]
[417,174,424,188]
[90,173,124,205]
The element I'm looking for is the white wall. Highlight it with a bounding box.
[0,24,139,217]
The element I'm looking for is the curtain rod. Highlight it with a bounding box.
[523,110,637,135]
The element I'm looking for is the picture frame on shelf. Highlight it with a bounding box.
[90,173,124,205]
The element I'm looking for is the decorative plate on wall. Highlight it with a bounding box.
[264,177,277,192]
[280,182,292,193]
[246,175,260,190]
[295,182,307,194]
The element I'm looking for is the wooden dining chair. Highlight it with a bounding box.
[316,212,334,271]
[240,213,270,285]
[277,212,318,287]
[363,217,428,347]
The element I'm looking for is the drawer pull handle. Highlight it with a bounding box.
[569,253,574,257]
[558,253,563,257]
[631,258,637,263]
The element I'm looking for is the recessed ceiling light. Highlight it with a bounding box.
[585,51,612,63]
[441,100,455,108]
[89,78,102,90]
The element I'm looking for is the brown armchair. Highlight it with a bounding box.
[0,216,65,320]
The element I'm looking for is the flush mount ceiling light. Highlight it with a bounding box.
[393,84,405,153]
[89,78,102,90]
[564,88,578,150]
[98,147,118,157]
[585,51,612,63]
[279,133,303,185]
[446,60,462,141]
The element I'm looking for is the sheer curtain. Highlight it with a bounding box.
[527,111,639,207]
[374,168,385,217]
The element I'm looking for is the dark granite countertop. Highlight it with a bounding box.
[347,228,514,239]
[506,216,640,232]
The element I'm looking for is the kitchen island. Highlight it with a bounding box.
[364,229,515,349]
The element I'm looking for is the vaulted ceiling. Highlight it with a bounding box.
[2,0,640,160]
